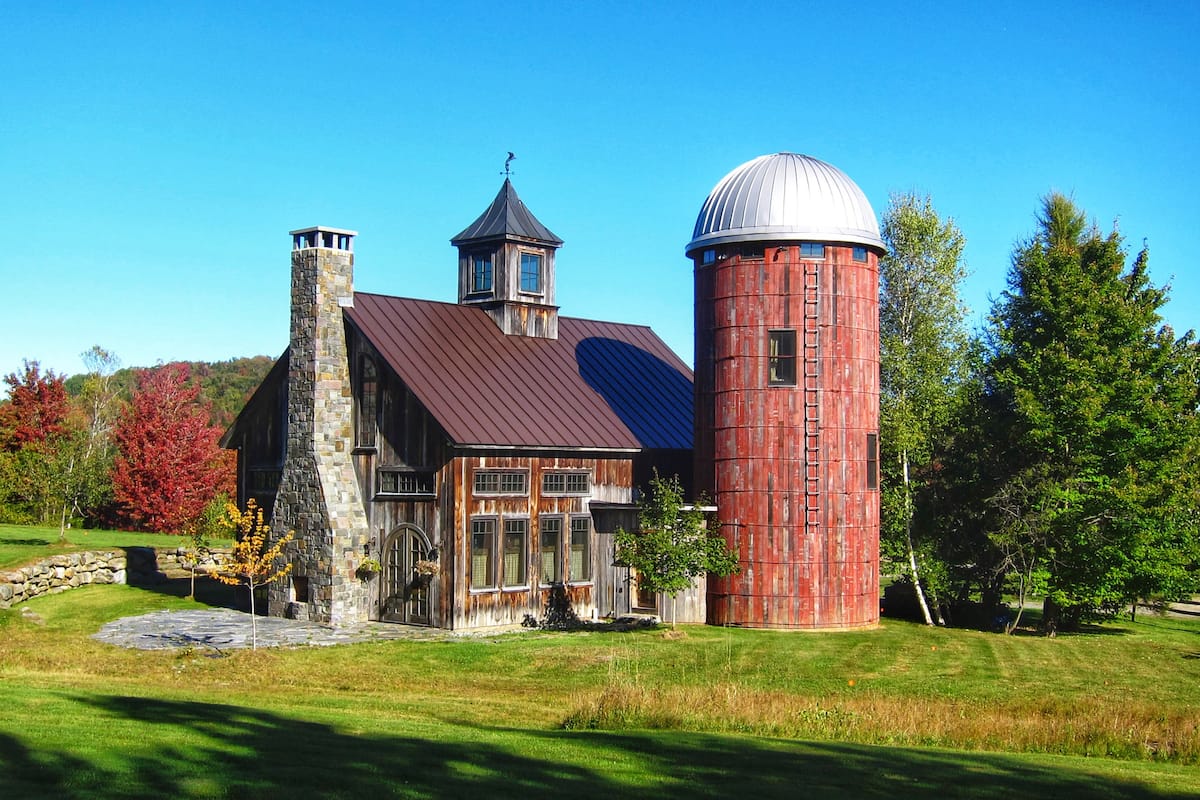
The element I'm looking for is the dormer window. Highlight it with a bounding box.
[520,252,542,293]
[472,254,493,293]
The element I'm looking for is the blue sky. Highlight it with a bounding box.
[2,1,1196,386]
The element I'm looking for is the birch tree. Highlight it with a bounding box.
[879,193,969,625]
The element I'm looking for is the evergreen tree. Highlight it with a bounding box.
[984,193,1200,631]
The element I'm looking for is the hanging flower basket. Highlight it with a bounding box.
[356,557,382,579]
[414,559,440,577]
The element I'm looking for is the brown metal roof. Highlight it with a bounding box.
[345,293,692,450]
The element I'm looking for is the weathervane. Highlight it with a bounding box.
[503,151,515,176]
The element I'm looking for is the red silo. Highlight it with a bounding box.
[688,153,883,629]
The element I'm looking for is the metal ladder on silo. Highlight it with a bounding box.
[802,258,821,531]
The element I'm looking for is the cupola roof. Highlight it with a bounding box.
[451,178,562,246]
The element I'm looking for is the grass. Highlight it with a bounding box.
[1,544,1199,797]
[0,523,232,570]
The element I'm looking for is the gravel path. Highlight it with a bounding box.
[92,608,454,651]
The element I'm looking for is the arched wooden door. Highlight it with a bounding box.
[381,525,433,625]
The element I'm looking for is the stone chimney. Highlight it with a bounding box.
[270,226,371,627]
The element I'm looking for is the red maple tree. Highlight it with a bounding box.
[112,363,234,532]
[0,360,69,451]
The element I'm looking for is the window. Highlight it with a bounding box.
[540,516,563,584]
[474,470,528,495]
[357,356,378,448]
[800,242,825,258]
[472,253,493,292]
[470,519,496,589]
[520,252,542,293]
[542,471,590,496]
[377,469,435,497]
[740,245,764,259]
[852,246,868,262]
[701,248,716,265]
[503,519,528,587]
[768,330,797,386]
[867,433,879,491]
[569,516,591,582]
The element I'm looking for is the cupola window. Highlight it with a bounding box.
[852,246,868,262]
[472,254,493,293]
[520,253,542,293]
[799,243,825,258]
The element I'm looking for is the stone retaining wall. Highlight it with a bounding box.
[0,547,232,610]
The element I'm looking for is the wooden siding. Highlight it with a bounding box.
[451,452,633,630]
[696,243,879,629]
[226,356,287,517]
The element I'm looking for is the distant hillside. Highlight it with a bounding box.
[64,355,277,429]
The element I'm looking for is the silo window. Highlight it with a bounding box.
[800,243,825,258]
[768,330,797,386]
[867,433,879,490]
[853,246,868,262]
[702,249,716,265]
[741,245,765,259]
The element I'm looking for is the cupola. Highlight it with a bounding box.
[451,179,563,339]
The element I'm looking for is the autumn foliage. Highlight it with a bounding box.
[112,363,234,532]
[0,360,69,451]
[215,499,293,649]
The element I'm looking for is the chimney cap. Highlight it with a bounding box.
[289,225,358,237]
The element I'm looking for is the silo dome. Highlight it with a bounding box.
[686,152,883,255]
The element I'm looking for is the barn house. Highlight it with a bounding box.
[225,152,885,632]
[222,179,696,630]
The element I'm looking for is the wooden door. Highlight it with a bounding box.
[381,526,432,625]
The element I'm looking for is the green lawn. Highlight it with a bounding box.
[1,553,1199,797]
[0,523,232,570]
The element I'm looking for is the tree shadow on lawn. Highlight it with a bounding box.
[125,571,241,610]
[0,694,1189,800]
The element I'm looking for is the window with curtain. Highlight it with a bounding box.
[540,516,562,584]
[470,519,496,590]
[503,519,527,587]
[768,330,797,386]
[569,516,591,582]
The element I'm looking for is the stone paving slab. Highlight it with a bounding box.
[93,609,454,651]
